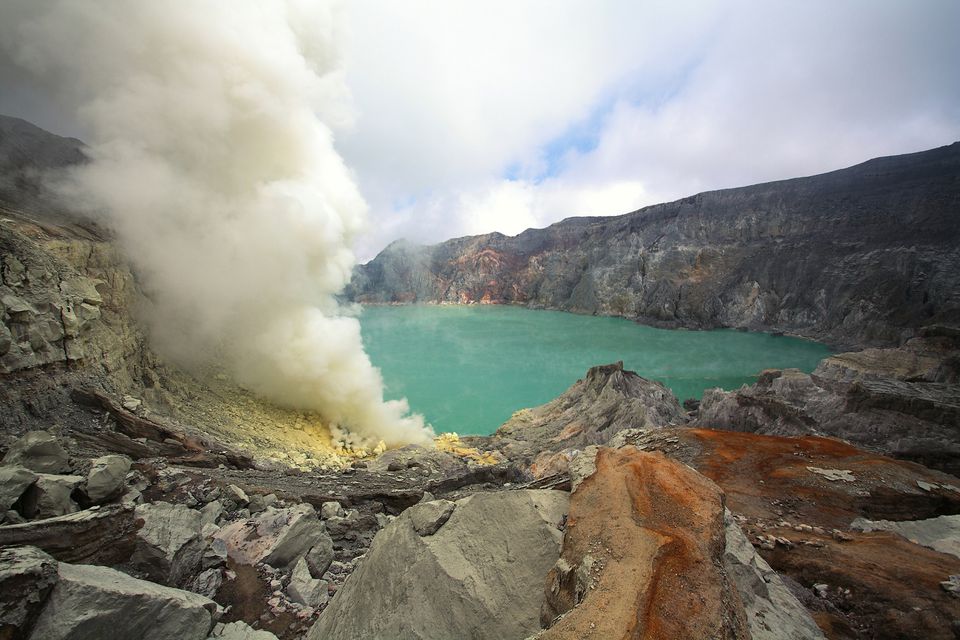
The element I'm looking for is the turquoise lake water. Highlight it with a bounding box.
[358,305,831,436]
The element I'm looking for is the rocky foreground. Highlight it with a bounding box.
[2,342,960,639]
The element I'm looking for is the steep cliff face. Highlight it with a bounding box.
[348,143,960,348]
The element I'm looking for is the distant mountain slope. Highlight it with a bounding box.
[0,114,86,218]
[347,143,960,348]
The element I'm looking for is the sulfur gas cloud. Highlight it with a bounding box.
[0,0,433,446]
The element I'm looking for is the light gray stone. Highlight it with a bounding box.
[0,545,59,635]
[132,501,205,585]
[724,511,825,640]
[2,431,71,474]
[215,503,324,568]
[225,484,249,506]
[29,561,217,640]
[851,514,960,559]
[408,499,456,536]
[207,621,278,639]
[20,474,83,519]
[85,455,131,504]
[190,567,224,599]
[0,465,37,510]
[201,500,225,527]
[320,501,344,519]
[309,489,568,640]
[287,556,328,608]
[304,532,334,578]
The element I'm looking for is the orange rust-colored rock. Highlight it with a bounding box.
[539,447,748,640]
[620,428,960,639]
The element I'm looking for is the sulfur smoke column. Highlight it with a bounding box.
[0,0,433,446]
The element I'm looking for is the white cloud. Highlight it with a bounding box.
[339,0,960,259]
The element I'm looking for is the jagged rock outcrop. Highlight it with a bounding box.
[539,447,749,639]
[309,490,568,640]
[489,362,683,477]
[694,329,960,473]
[348,142,960,349]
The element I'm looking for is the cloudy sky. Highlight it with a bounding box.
[3,1,960,261]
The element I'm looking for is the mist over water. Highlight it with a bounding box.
[360,305,832,435]
[0,1,431,446]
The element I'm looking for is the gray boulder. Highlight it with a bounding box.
[215,503,325,568]
[208,621,278,639]
[0,465,37,511]
[132,501,205,585]
[2,431,71,474]
[305,534,334,578]
[309,489,568,640]
[724,512,825,640]
[287,556,328,608]
[200,500,225,527]
[408,499,455,536]
[29,561,217,640]
[319,501,344,519]
[0,545,59,637]
[19,474,83,519]
[85,455,131,504]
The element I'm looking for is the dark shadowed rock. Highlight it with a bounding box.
[723,512,825,640]
[0,546,59,638]
[309,490,568,640]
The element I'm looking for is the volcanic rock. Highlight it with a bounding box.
[286,556,328,608]
[723,511,825,640]
[207,621,279,639]
[85,454,132,504]
[539,447,748,639]
[215,503,326,568]
[0,545,59,638]
[2,431,71,474]
[851,514,960,559]
[19,473,83,519]
[309,489,568,640]
[0,464,37,511]
[492,361,683,473]
[28,561,218,640]
[132,501,205,586]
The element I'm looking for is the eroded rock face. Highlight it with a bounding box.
[539,447,748,639]
[348,142,960,348]
[309,490,568,640]
[28,561,218,640]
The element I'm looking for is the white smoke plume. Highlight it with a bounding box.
[0,0,433,446]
